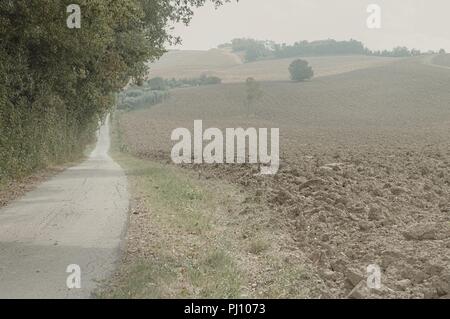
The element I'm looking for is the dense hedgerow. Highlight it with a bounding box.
[0,0,230,182]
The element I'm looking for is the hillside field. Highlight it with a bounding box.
[433,54,450,68]
[147,49,401,83]
[117,55,450,299]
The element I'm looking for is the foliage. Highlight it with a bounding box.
[231,38,274,62]
[117,74,222,111]
[289,59,314,82]
[274,39,367,58]
[369,46,422,58]
[0,0,231,181]
[117,89,169,111]
[245,77,263,116]
[147,77,167,91]
[150,75,222,89]
[222,38,423,63]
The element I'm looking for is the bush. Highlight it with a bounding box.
[145,75,222,90]
[289,59,314,82]
[117,89,169,111]
[125,89,144,98]
[148,77,167,91]
[201,75,222,85]
[0,0,228,182]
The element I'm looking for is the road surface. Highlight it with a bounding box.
[0,115,129,298]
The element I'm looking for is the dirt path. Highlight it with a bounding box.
[0,115,129,298]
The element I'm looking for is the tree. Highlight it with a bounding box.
[148,77,166,91]
[230,38,272,62]
[391,46,411,57]
[439,48,447,55]
[411,49,422,56]
[245,77,263,117]
[289,59,314,82]
[201,75,222,85]
[0,0,234,181]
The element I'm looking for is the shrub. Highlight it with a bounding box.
[200,75,222,85]
[125,89,144,98]
[117,89,169,111]
[289,59,314,82]
[1,1,229,181]
[245,77,263,117]
[148,77,167,91]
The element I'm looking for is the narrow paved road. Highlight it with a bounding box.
[0,115,129,298]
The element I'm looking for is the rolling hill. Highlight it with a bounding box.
[147,49,402,83]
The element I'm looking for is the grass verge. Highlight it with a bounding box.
[96,112,320,298]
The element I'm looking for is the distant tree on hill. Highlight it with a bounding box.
[200,74,222,85]
[224,37,423,61]
[231,38,274,62]
[289,59,314,82]
[439,48,447,55]
[411,49,422,56]
[391,47,411,57]
[245,77,263,117]
[274,39,366,58]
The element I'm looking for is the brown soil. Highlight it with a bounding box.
[119,58,450,298]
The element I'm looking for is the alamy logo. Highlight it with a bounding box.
[66,4,81,29]
[66,264,81,289]
[367,4,381,29]
[171,120,279,175]
[367,264,382,289]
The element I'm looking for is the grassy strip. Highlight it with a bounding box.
[97,112,319,298]
[106,154,242,298]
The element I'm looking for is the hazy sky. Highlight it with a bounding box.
[170,0,450,52]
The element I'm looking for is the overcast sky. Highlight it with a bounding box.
[170,0,450,52]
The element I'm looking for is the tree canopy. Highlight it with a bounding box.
[222,38,424,62]
[0,0,232,181]
[289,59,314,82]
